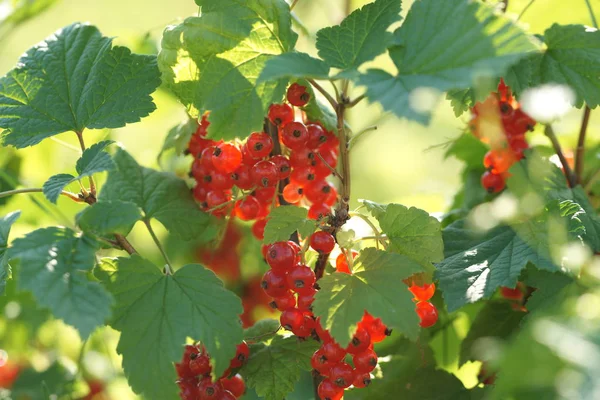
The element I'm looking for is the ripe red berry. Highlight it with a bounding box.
[230,165,253,190]
[360,313,390,343]
[311,348,334,376]
[221,374,245,398]
[353,348,378,373]
[269,291,297,311]
[281,122,309,150]
[329,362,355,388]
[287,83,310,107]
[290,167,317,186]
[197,378,223,400]
[251,160,279,187]
[305,180,335,205]
[247,131,273,159]
[315,318,333,343]
[501,285,524,301]
[265,242,296,271]
[409,283,436,302]
[199,146,217,169]
[230,341,250,368]
[212,143,242,173]
[205,190,231,212]
[193,184,209,203]
[346,326,371,355]
[178,378,200,400]
[310,231,336,253]
[189,353,211,376]
[221,390,237,400]
[206,169,234,191]
[253,186,277,203]
[318,379,344,400]
[268,103,294,126]
[234,196,260,221]
[261,270,288,298]
[286,264,316,293]
[280,308,304,331]
[416,301,438,328]
[251,219,267,240]
[297,288,316,311]
[308,203,331,220]
[352,372,372,388]
[306,123,327,149]
[270,155,292,180]
[241,143,261,166]
[481,170,505,193]
[335,251,357,274]
[282,183,304,204]
[292,314,316,338]
[322,341,346,364]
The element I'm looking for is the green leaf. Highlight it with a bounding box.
[436,220,558,311]
[240,335,319,400]
[11,362,74,400]
[77,200,142,236]
[96,255,243,400]
[0,23,160,148]
[444,133,489,169]
[316,0,402,70]
[9,227,112,338]
[158,118,198,161]
[363,201,443,267]
[459,301,525,365]
[0,211,20,295]
[158,0,297,140]
[258,52,330,82]
[358,0,539,123]
[263,206,317,244]
[100,148,216,241]
[42,140,115,203]
[523,268,573,314]
[387,368,478,400]
[313,248,423,345]
[244,319,281,342]
[446,88,475,117]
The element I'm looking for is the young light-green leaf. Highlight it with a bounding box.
[96,255,243,400]
[316,0,402,70]
[158,118,198,161]
[0,211,20,295]
[258,52,331,82]
[158,0,297,140]
[9,227,112,338]
[244,319,281,343]
[42,173,77,204]
[0,23,160,148]
[240,335,319,400]
[363,201,443,268]
[313,248,424,346]
[76,200,142,236]
[263,206,317,244]
[99,148,216,242]
[358,0,539,123]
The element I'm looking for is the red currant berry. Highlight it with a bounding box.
[352,372,371,388]
[241,143,261,166]
[311,348,334,376]
[289,148,317,169]
[266,242,296,271]
[287,83,310,107]
[268,103,294,126]
[353,348,378,373]
[231,165,253,190]
[313,150,338,179]
[308,203,331,220]
[235,196,260,221]
[481,170,505,193]
[261,270,288,298]
[500,285,524,301]
[329,362,355,388]
[221,390,237,400]
[269,291,297,311]
[416,301,438,328]
[310,231,336,253]
[282,183,304,204]
[193,184,209,203]
[318,379,344,400]
[360,313,389,343]
[207,170,234,191]
[252,219,267,240]
[409,283,436,302]
[290,167,317,186]
[286,264,316,293]
[254,186,277,203]
[281,122,309,151]
[270,155,292,180]
[297,288,316,311]
[197,378,223,400]
[335,251,357,274]
[346,326,371,355]
[205,190,231,213]
[247,131,273,159]
[221,374,245,398]
[212,143,242,173]
[322,341,346,364]
[251,160,279,187]
[292,314,316,338]
[305,180,335,205]
[178,378,200,400]
[306,123,327,149]
[199,146,217,169]
[189,353,211,376]
[280,308,304,331]
[230,341,250,368]
[315,318,333,343]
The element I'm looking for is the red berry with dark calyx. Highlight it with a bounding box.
[205,190,231,215]
[290,148,317,169]
[280,308,305,332]
[283,183,304,204]
[292,314,316,338]
[353,348,378,373]
[329,362,355,388]
[290,167,317,186]
[287,83,310,107]
[297,288,316,311]
[230,164,253,190]
[268,103,294,126]
[481,170,505,193]
[270,291,297,311]
[416,301,438,328]
[281,122,309,150]
[221,374,245,397]
[305,180,335,205]
[346,326,371,355]
[235,196,260,221]
[306,123,328,149]
[189,352,211,376]
[206,169,234,191]
[310,231,336,253]
[251,160,279,188]
[318,379,344,400]
[312,348,334,376]
[197,378,223,400]
[352,372,372,388]
[265,242,296,271]
[271,155,292,180]
[261,270,288,298]
[409,283,436,302]
[254,186,277,204]
[212,143,242,173]
[322,341,346,364]
[286,264,316,293]
[230,341,250,368]
[178,379,200,400]
[241,143,261,166]
[308,203,331,220]
[360,313,389,343]
[247,131,273,159]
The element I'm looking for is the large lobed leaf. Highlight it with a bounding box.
[262,205,317,244]
[158,0,297,140]
[313,248,424,346]
[8,227,112,338]
[97,255,243,400]
[99,148,216,242]
[358,0,539,123]
[0,23,160,148]
[0,211,20,295]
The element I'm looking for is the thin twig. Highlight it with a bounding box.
[290,0,300,11]
[545,124,576,187]
[517,0,536,20]
[344,0,352,16]
[585,0,599,28]
[75,131,97,196]
[0,187,82,202]
[308,79,338,111]
[346,94,365,108]
[348,126,377,150]
[575,106,591,184]
[144,219,173,275]
[115,234,137,255]
[315,151,343,182]
[501,0,509,12]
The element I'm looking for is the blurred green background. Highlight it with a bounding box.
[0,0,599,398]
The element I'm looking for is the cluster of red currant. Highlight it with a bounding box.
[187,83,339,237]
[176,342,249,400]
[410,283,439,328]
[500,282,529,312]
[469,79,536,193]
